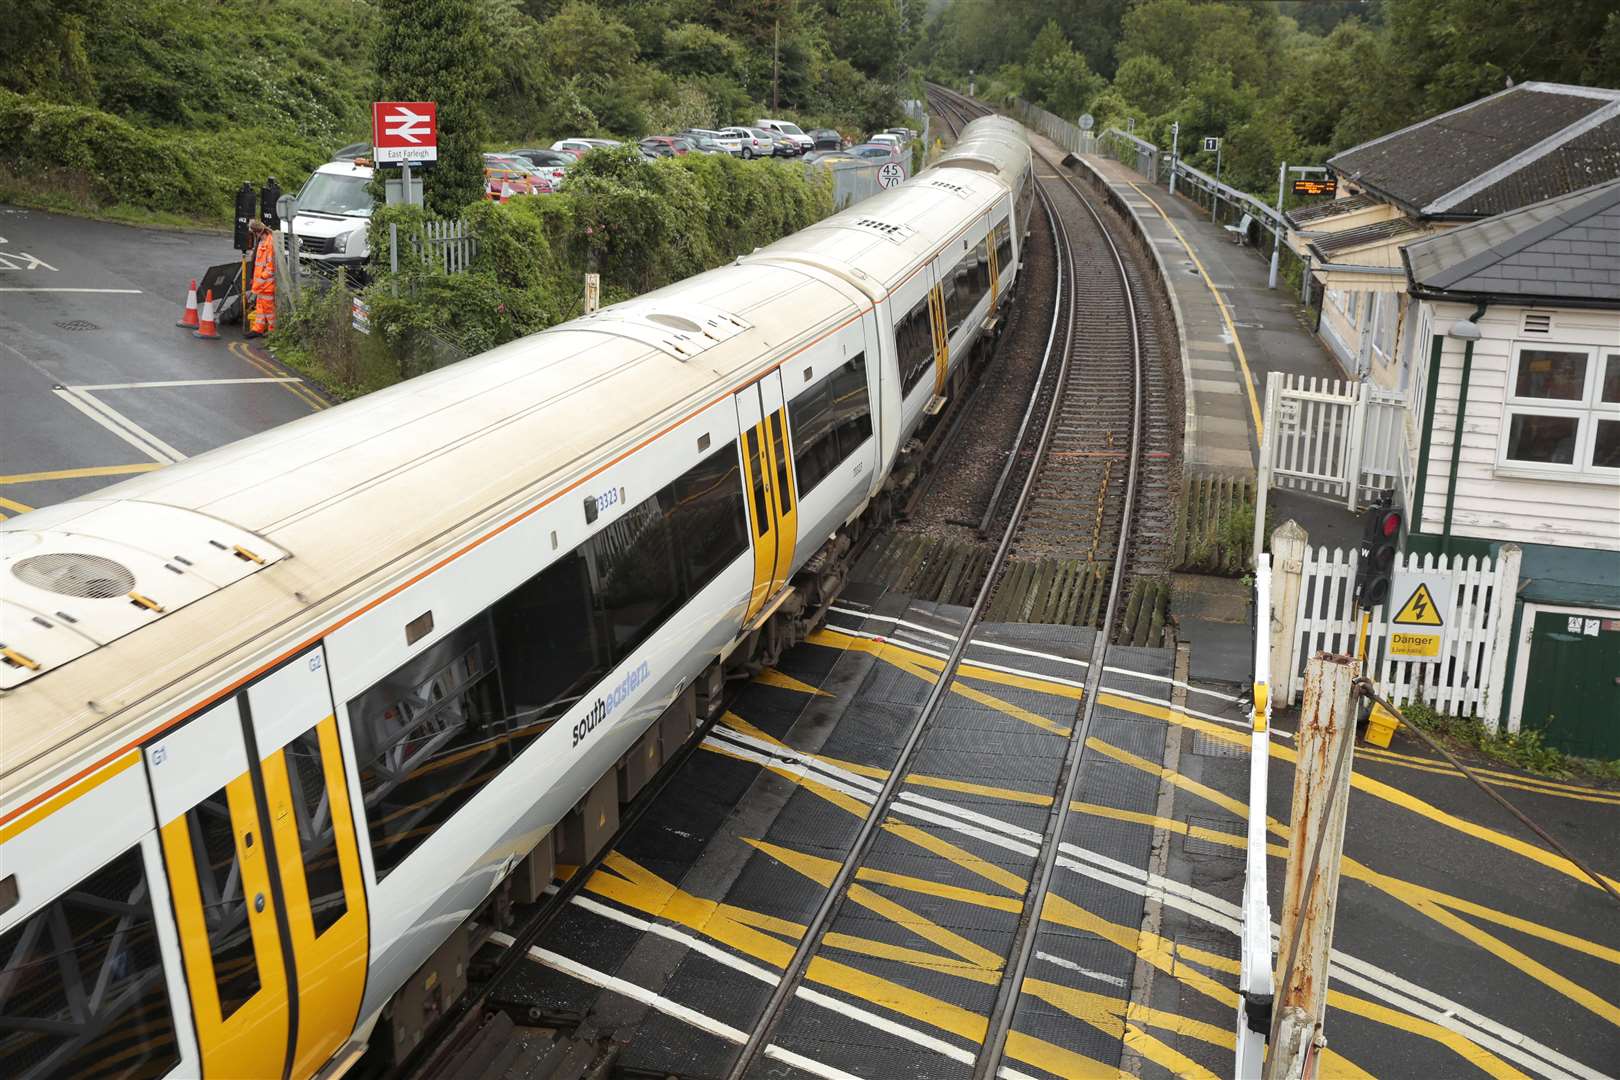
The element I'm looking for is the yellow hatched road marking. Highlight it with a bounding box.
[229,341,327,411]
[0,462,163,485]
[0,495,34,514]
[754,668,830,696]
[1355,744,1620,804]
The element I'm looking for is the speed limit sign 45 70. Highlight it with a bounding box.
[877,162,907,188]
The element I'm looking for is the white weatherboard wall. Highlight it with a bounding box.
[1413,300,1620,552]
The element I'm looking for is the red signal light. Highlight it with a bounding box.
[1381,511,1402,537]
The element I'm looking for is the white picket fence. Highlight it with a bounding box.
[1254,372,1407,557]
[419,219,476,274]
[1271,537,1521,722]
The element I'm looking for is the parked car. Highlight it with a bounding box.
[869,132,905,152]
[483,154,549,199]
[809,128,843,151]
[803,150,858,165]
[884,126,917,141]
[285,159,374,272]
[755,118,814,154]
[720,126,772,159]
[639,135,692,158]
[550,137,620,158]
[682,128,743,156]
[847,142,902,161]
[508,148,572,187]
[681,134,731,155]
[747,127,797,158]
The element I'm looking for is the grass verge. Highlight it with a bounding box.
[1397,700,1620,785]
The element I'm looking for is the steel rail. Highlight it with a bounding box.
[721,134,1077,1080]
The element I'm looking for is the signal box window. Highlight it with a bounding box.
[1500,345,1619,475]
[0,846,182,1080]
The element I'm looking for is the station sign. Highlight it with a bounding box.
[1386,571,1450,661]
[877,162,907,189]
[1292,176,1337,197]
[1203,136,1220,152]
[372,101,439,164]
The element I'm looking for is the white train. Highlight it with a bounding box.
[0,117,1033,1080]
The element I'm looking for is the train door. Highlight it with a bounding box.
[928,282,949,396]
[988,222,1002,307]
[148,644,368,1080]
[735,372,798,623]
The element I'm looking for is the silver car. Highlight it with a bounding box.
[682,128,744,156]
[720,126,772,159]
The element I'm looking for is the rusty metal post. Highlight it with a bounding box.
[1264,651,1358,1080]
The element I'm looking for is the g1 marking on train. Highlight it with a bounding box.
[572,661,651,746]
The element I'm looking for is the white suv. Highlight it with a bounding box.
[756,119,813,155]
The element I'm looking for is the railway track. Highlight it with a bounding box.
[718,85,1160,1080]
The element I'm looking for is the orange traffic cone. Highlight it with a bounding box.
[176,278,199,329]
[192,289,220,339]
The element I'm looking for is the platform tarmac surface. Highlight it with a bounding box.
[0,205,327,515]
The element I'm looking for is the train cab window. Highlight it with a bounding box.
[282,726,349,936]
[668,443,750,590]
[186,786,262,1018]
[0,846,182,1079]
[895,294,934,395]
[349,616,518,880]
[590,491,683,660]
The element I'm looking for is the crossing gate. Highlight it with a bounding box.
[1253,372,1406,556]
[1271,539,1521,723]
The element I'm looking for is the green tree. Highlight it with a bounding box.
[372,0,489,215]
[663,23,746,79]
[1021,21,1102,118]
[542,0,639,83]
[1113,54,1178,117]
[828,0,904,82]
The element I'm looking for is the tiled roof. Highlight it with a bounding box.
[1403,179,1620,303]
[1329,83,1620,217]
[1286,193,1377,227]
[1309,217,1423,260]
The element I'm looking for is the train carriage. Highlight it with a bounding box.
[0,117,1032,1080]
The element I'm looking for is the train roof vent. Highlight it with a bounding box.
[573,301,752,361]
[848,218,917,243]
[927,179,972,198]
[0,502,286,689]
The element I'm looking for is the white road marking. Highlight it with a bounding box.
[1036,950,1128,989]
[567,895,978,1066]
[0,252,59,272]
[0,287,138,293]
[71,377,304,390]
[489,930,868,1080]
[51,386,185,463]
[707,726,1601,1080]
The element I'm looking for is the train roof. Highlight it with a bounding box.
[935,115,1032,182]
[0,256,870,810]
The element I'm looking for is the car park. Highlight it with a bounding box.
[483,154,550,198]
[810,128,843,151]
[640,136,694,158]
[682,128,744,156]
[551,137,620,158]
[747,127,797,157]
[869,133,904,153]
[847,142,902,161]
[508,148,573,187]
[682,134,730,155]
[755,118,814,154]
[720,126,772,158]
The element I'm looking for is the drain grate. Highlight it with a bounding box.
[55,319,100,332]
[1183,814,1245,857]
[1191,729,1246,757]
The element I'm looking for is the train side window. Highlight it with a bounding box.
[588,490,683,660]
[0,846,181,1080]
[995,219,1013,278]
[788,382,838,495]
[493,549,608,725]
[348,616,517,879]
[830,353,874,457]
[744,427,769,536]
[186,786,262,1018]
[896,294,934,395]
[670,443,750,588]
[282,726,348,937]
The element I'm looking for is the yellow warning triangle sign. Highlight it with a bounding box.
[1393,583,1444,626]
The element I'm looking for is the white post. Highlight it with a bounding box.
[1482,544,1522,732]
[1235,556,1276,1079]
[1269,160,1286,289]
[1212,141,1224,223]
[1269,520,1309,706]
[1343,381,1367,511]
[1265,652,1358,1080]
[1169,121,1180,195]
[584,272,601,315]
[1253,372,1279,561]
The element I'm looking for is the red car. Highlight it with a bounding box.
[639,136,693,158]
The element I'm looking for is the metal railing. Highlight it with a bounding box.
[1008,98,1098,157]
[1101,128,1159,182]
[1170,159,1286,248]
[1235,555,1275,1079]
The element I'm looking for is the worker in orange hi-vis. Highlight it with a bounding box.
[245,218,277,338]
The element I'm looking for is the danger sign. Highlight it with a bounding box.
[1386,573,1451,661]
[372,101,438,164]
